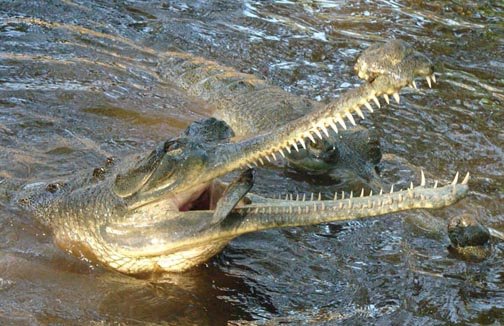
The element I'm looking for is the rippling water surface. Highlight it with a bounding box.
[0,1,502,324]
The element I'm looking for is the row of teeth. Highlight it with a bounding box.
[240,171,468,214]
[243,74,437,168]
[271,171,468,202]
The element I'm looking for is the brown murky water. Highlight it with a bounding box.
[0,1,502,324]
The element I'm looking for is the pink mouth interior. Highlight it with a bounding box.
[178,187,212,211]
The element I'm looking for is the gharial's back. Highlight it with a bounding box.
[157,51,320,136]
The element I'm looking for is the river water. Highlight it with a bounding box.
[0,1,502,324]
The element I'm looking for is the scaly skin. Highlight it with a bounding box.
[15,41,463,275]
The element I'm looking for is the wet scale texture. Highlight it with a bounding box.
[0,1,502,324]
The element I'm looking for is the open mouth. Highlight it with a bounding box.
[179,187,213,211]
[175,181,236,212]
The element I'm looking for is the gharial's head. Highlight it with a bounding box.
[113,118,235,210]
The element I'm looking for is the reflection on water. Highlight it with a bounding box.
[0,0,502,324]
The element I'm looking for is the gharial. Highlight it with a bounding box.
[14,40,471,276]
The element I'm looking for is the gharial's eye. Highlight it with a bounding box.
[164,140,180,152]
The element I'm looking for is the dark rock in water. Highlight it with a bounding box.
[447,215,490,247]
[447,244,492,263]
[447,215,492,262]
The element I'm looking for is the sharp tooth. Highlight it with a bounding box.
[285,145,291,154]
[379,189,383,195]
[333,192,338,200]
[335,114,347,130]
[302,193,306,201]
[364,101,374,112]
[318,192,321,201]
[246,163,253,169]
[341,191,345,200]
[292,142,299,152]
[451,171,459,185]
[345,112,356,126]
[355,106,365,119]
[360,188,364,197]
[410,182,414,190]
[258,157,264,165]
[390,185,394,193]
[306,132,316,143]
[310,193,314,201]
[271,152,277,160]
[299,138,306,150]
[383,93,390,104]
[265,156,271,162]
[321,125,330,137]
[393,92,400,104]
[408,188,414,198]
[296,193,299,201]
[462,172,470,185]
[371,95,381,108]
[279,148,286,158]
[434,180,438,188]
[411,80,417,89]
[350,191,353,199]
[426,76,432,88]
[420,170,426,186]
[313,128,323,140]
[431,74,437,83]
[369,190,373,196]
[328,120,339,133]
